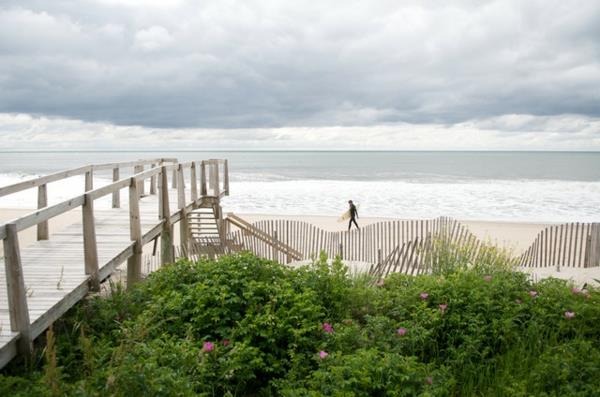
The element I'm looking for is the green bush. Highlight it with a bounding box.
[0,251,598,396]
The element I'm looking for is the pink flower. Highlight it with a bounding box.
[419,292,429,300]
[223,339,230,346]
[529,290,538,298]
[571,287,581,295]
[397,327,407,336]
[202,341,214,352]
[426,376,433,385]
[439,303,448,313]
[322,322,334,334]
[483,275,492,282]
[319,350,329,359]
[564,311,575,319]
[515,298,522,305]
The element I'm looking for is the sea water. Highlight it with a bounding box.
[0,151,599,222]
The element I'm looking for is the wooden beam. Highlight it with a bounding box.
[0,165,91,198]
[213,160,220,196]
[171,168,178,189]
[200,161,207,196]
[177,165,189,254]
[134,165,145,196]
[112,168,120,208]
[160,167,174,265]
[2,224,33,357]
[150,163,157,195]
[85,170,93,192]
[127,178,142,289]
[13,195,85,233]
[223,159,230,196]
[82,194,100,292]
[190,162,198,203]
[36,184,49,240]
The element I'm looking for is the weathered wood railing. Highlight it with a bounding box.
[0,158,229,363]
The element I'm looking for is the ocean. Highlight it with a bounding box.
[1,151,599,222]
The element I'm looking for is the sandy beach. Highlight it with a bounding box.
[1,207,598,285]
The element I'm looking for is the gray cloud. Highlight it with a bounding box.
[0,0,599,130]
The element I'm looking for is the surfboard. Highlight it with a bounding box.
[337,209,351,222]
[337,204,359,222]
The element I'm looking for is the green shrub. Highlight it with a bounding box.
[0,251,598,396]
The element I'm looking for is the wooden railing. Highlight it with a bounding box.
[0,157,229,359]
[226,214,302,262]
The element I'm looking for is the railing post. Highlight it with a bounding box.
[223,159,229,196]
[208,160,219,196]
[85,169,93,192]
[134,165,145,196]
[339,243,343,259]
[37,184,49,240]
[171,168,178,189]
[190,162,198,203]
[177,165,189,255]
[127,178,142,289]
[82,193,100,292]
[161,167,174,265]
[112,167,120,208]
[150,163,157,195]
[3,223,33,356]
[200,161,207,196]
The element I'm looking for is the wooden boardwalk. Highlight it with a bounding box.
[0,158,229,368]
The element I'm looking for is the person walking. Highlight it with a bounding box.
[348,200,359,231]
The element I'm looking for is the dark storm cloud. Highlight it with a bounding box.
[0,0,599,128]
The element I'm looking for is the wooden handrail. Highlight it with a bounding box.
[0,158,177,198]
[226,213,302,260]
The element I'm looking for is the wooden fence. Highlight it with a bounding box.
[225,216,600,278]
[519,223,600,270]
[225,217,486,274]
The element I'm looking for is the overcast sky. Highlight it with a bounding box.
[0,0,599,150]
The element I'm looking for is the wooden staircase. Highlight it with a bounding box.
[188,207,221,243]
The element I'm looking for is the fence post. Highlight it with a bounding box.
[150,163,157,195]
[223,159,230,196]
[112,167,120,208]
[37,184,49,240]
[85,169,93,191]
[200,161,207,196]
[177,165,189,256]
[589,223,600,268]
[3,223,33,357]
[171,168,178,189]
[127,177,142,289]
[82,193,100,292]
[272,230,278,261]
[134,165,145,196]
[214,161,220,196]
[339,243,343,259]
[190,161,198,204]
[161,167,174,265]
